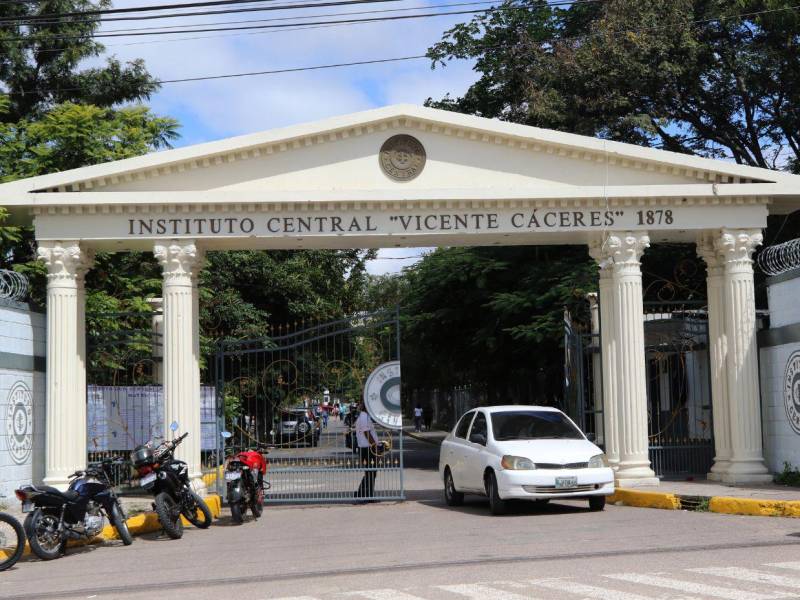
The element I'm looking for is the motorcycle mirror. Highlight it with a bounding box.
[221,431,232,439]
[170,421,179,432]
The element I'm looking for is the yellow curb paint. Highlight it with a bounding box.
[607,488,681,510]
[709,496,800,518]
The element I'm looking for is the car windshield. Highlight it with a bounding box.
[491,411,584,441]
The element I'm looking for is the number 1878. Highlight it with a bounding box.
[636,210,673,225]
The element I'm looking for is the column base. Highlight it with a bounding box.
[615,476,660,488]
[719,472,774,485]
[190,474,209,497]
[707,460,730,481]
[42,476,71,491]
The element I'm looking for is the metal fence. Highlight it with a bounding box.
[212,309,404,503]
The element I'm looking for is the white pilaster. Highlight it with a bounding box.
[590,232,658,487]
[714,229,772,483]
[147,297,164,385]
[697,233,732,480]
[155,241,206,493]
[38,241,94,489]
[586,292,605,447]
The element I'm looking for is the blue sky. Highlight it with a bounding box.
[99,0,481,273]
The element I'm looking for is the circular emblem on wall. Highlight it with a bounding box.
[363,361,401,430]
[783,351,800,435]
[5,381,33,465]
[379,135,426,182]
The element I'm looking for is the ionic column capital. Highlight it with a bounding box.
[589,231,650,274]
[37,241,94,285]
[154,240,204,282]
[696,231,724,274]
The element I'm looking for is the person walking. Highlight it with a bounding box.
[354,400,378,502]
[413,405,423,432]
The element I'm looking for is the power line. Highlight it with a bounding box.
[0,6,524,41]
[100,1,503,34]
[1,3,796,93]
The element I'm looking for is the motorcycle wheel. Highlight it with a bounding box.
[111,502,133,546]
[230,500,245,524]
[182,490,212,529]
[0,513,25,571]
[251,485,264,518]
[24,509,65,560]
[154,492,184,539]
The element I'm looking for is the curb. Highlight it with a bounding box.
[608,488,800,517]
[8,494,223,560]
[608,488,681,510]
[405,430,446,446]
[708,496,800,518]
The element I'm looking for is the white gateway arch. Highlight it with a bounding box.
[3,104,800,491]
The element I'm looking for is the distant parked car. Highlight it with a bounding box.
[439,406,614,515]
[276,408,320,447]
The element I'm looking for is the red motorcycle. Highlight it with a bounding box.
[221,432,269,524]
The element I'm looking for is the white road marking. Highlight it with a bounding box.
[692,567,800,589]
[347,590,431,600]
[765,562,800,572]
[604,573,793,600]
[438,583,542,599]
[529,577,683,600]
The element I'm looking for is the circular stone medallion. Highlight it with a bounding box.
[784,351,800,435]
[5,381,33,465]
[379,135,426,182]
[363,361,402,430]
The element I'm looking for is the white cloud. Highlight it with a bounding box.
[96,2,478,142]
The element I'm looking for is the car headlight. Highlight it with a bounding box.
[501,455,536,470]
[588,453,609,468]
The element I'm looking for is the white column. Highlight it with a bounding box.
[697,233,732,479]
[155,241,206,494]
[38,242,94,489]
[714,229,772,483]
[147,297,164,385]
[590,232,658,487]
[586,292,605,446]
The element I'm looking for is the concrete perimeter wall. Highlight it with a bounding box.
[0,300,46,500]
[759,271,800,473]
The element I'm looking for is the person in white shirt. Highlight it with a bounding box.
[354,400,379,502]
[413,405,423,432]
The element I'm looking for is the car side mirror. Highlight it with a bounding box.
[586,432,596,442]
[470,433,487,446]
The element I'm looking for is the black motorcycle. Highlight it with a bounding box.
[0,512,25,571]
[15,458,133,560]
[131,430,212,539]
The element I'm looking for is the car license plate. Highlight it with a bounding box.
[225,471,241,481]
[140,472,157,487]
[21,500,33,513]
[555,476,578,489]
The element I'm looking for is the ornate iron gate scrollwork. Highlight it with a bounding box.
[212,309,403,503]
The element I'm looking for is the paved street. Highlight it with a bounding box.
[2,437,799,600]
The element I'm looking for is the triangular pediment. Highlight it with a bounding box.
[2,104,797,198]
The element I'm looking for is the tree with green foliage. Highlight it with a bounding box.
[0,1,158,123]
[428,0,800,172]
[400,246,597,403]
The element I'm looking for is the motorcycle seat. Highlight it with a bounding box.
[38,486,80,501]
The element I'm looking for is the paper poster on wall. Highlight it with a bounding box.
[87,385,216,451]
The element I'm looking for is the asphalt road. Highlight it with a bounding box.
[3,437,799,600]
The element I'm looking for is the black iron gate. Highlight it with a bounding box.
[212,309,403,502]
[564,301,715,478]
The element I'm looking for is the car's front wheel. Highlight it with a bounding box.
[443,468,463,507]
[486,471,507,516]
[588,495,606,511]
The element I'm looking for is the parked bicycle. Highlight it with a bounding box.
[0,512,25,571]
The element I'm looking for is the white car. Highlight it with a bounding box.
[439,406,614,515]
